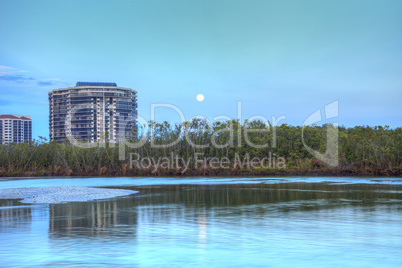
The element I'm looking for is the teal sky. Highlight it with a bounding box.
[0,0,401,139]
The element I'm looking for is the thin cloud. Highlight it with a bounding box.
[0,65,16,74]
[0,65,33,83]
[0,65,27,75]
[37,78,68,87]
[38,80,55,86]
[0,75,35,82]
[0,66,67,87]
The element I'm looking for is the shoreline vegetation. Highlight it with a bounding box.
[0,121,401,177]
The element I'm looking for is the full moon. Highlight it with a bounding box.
[196,94,204,102]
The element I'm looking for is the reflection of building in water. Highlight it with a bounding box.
[49,200,137,238]
[0,200,32,229]
[197,207,207,246]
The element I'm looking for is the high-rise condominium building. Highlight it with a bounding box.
[0,115,32,144]
[49,82,137,143]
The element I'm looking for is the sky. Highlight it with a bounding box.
[0,0,401,140]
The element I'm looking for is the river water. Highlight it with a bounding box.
[0,176,401,267]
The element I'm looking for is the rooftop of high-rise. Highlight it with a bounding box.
[75,82,118,87]
[0,115,32,120]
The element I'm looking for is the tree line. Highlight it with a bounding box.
[0,119,400,177]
